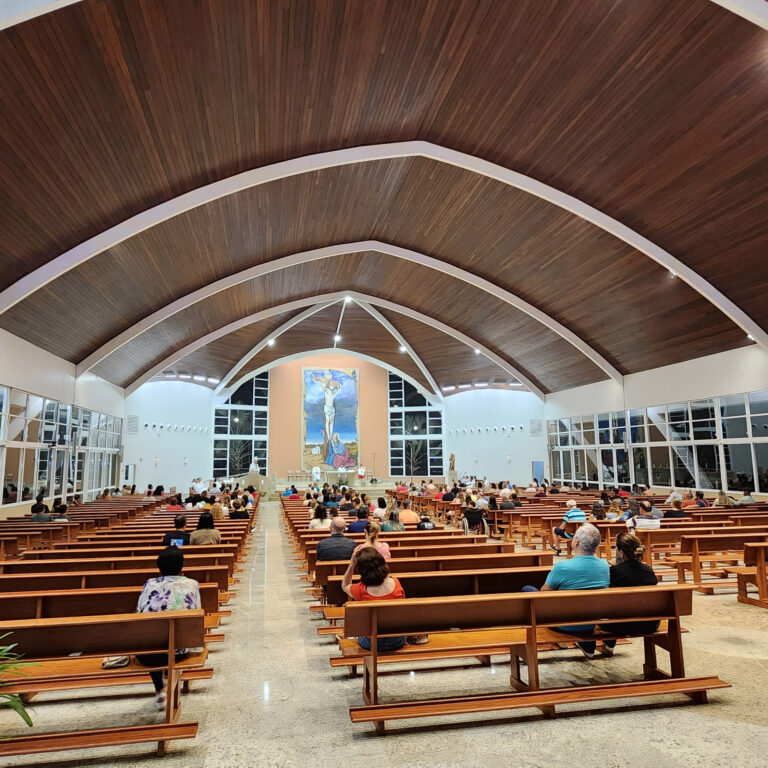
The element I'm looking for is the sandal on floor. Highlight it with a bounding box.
[407,634,429,645]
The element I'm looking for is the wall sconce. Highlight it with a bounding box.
[473,455,478,463]
[153,456,160,466]
[506,454,512,463]
[183,456,189,465]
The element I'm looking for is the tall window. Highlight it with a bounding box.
[0,384,122,504]
[547,390,768,492]
[212,373,269,478]
[388,374,443,477]
[389,373,445,477]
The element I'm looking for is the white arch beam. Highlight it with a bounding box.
[5,141,764,353]
[221,348,441,404]
[353,299,442,398]
[125,291,545,400]
[213,301,338,396]
[76,240,622,382]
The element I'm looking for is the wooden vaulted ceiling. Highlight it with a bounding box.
[1,0,767,399]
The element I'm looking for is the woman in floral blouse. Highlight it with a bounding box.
[135,546,201,710]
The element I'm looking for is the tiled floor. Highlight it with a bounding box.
[2,502,768,767]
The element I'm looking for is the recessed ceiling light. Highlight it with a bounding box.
[458,384,472,389]
[399,345,407,352]
[747,334,755,341]
[668,271,677,278]
[164,372,176,378]
[193,375,206,382]
[441,385,456,392]
[207,377,220,384]
[475,382,488,387]
[334,334,342,342]
[344,296,351,303]
[267,339,275,346]
[179,374,191,379]
[474,348,481,354]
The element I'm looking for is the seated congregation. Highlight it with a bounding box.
[279,477,768,734]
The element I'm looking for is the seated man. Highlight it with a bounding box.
[348,508,369,532]
[736,488,756,505]
[29,499,53,523]
[162,514,191,546]
[339,493,354,512]
[549,499,587,555]
[52,504,72,522]
[316,517,357,561]
[398,502,420,525]
[526,523,609,659]
[500,493,522,510]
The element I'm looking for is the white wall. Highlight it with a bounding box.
[122,381,213,494]
[0,328,124,416]
[546,345,768,418]
[443,389,547,483]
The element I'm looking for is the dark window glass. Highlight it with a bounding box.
[404,439,428,475]
[754,444,768,494]
[748,391,768,415]
[228,440,252,475]
[404,412,427,435]
[597,414,610,444]
[403,382,426,407]
[723,443,754,492]
[749,414,768,437]
[650,446,671,486]
[551,452,561,478]
[721,417,748,439]
[632,447,648,486]
[628,409,645,443]
[692,420,717,440]
[695,445,721,489]
[562,451,572,480]
[671,447,695,488]
[228,381,253,406]
[720,394,746,418]
[647,406,667,441]
[585,450,599,483]
[615,449,630,484]
[229,410,251,434]
[600,449,614,483]
[690,400,715,421]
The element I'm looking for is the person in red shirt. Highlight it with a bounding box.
[681,490,698,509]
[342,547,406,651]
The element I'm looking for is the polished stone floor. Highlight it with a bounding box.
[2,501,768,767]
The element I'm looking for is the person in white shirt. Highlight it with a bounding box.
[249,457,261,473]
[664,488,683,504]
[499,487,511,499]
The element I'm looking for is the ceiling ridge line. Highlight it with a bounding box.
[124,290,546,400]
[352,298,442,398]
[4,141,763,354]
[212,301,338,396]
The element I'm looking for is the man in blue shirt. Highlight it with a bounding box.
[527,523,609,659]
[549,499,587,555]
[348,508,369,533]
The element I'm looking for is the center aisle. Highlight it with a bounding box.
[6,501,767,768]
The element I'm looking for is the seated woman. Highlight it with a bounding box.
[342,547,406,651]
[308,505,331,530]
[373,497,387,519]
[591,502,606,520]
[380,509,405,532]
[354,520,391,559]
[190,512,221,545]
[135,546,201,709]
[594,532,659,656]
[302,492,313,507]
[209,502,224,521]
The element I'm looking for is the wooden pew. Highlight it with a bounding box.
[305,541,513,574]
[0,564,231,594]
[21,544,240,562]
[342,586,728,733]
[0,583,227,640]
[314,551,553,586]
[0,611,205,758]
[727,542,768,608]
[665,531,768,592]
[0,552,237,577]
